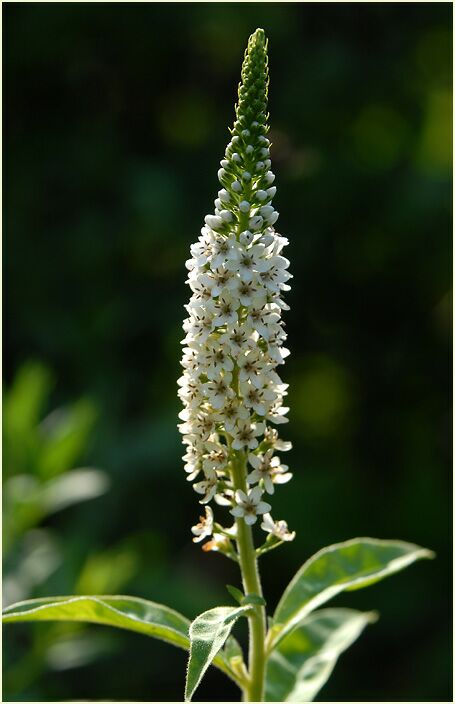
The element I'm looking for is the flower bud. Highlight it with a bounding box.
[218,188,230,202]
[204,214,223,229]
[260,205,275,218]
[239,230,254,245]
[249,215,263,230]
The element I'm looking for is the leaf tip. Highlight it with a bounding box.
[366,610,380,624]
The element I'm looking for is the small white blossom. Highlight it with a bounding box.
[220,399,250,433]
[260,513,295,541]
[212,294,238,327]
[247,449,292,494]
[202,441,229,472]
[194,469,218,504]
[230,487,272,525]
[231,419,265,450]
[192,506,214,542]
[205,374,234,409]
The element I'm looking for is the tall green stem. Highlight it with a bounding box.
[231,452,266,702]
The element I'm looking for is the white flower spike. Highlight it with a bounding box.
[178,27,294,549]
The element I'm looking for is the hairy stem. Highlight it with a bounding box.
[231,452,266,702]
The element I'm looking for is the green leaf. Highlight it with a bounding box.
[2,595,239,684]
[270,538,434,650]
[226,584,244,604]
[3,595,190,648]
[265,608,376,701]
[185,605,250,701]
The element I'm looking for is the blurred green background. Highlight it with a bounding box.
[4,3,452,702]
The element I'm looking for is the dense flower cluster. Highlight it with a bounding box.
[178,29,295,552]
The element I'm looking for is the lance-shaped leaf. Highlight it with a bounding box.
[270,538,434,650]
[185,605,250,701]
[265,608,376,702]
[2,595,238,683]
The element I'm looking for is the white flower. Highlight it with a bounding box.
[230,487,272,525]
[205,374,234,410]
[191,506,214,542]
[264,426,292,451]
[218,326,255,356]
[177,376,204,409]
[239,381,274,417]
[244,306,280,341]
[193,469,218,504]
[201,268,236,298]
[182,311,213,343]
[237,349,267,386]
[187,411,217,440]
[230,277,266,308]
[210,234,239,270]
[260,513,295,541]
[226,243,267,282]
[247,449,292,494]
[219,399,250,433]
[267,403,290,425]
[212,293,238,327]
[231,419,265,450]
[202,340,235,379]
[202,441,229,472]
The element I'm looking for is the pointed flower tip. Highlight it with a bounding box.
[249,28,267,48]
